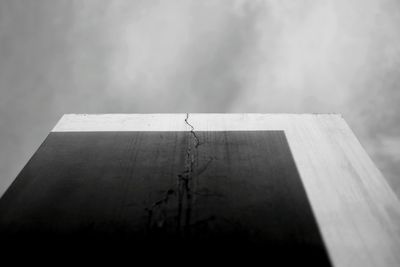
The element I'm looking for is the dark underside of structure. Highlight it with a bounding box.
[0,131,331,265]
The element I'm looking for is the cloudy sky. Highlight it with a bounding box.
[0,0,399,196]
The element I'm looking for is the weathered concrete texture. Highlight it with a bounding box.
[0,130,330,265]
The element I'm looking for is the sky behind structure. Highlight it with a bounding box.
[0,0,400,196]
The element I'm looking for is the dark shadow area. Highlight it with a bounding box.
[0,131,331,265]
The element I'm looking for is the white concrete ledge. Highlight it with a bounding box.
[52,113,343,132]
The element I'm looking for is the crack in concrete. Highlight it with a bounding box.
[184,113,200,148]
[145,189,175,232]
[145,113,218,238]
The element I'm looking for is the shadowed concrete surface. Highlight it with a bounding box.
[0,131,331,265]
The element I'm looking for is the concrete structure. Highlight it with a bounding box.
[0,114,399,266]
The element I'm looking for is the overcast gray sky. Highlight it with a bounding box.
[0,0,399,196]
